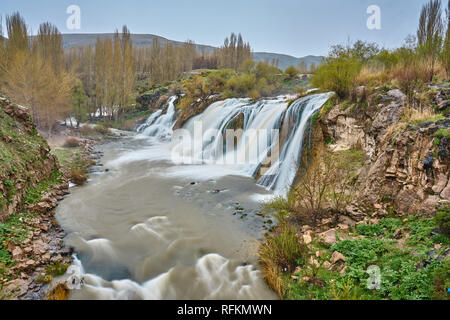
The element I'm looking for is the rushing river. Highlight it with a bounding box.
[55,93,332,300]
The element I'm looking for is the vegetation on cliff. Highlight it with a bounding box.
[0,96,74,299]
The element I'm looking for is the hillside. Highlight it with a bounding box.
[61,33,323,70]
[252,52,323,71]
[0,96,73,299]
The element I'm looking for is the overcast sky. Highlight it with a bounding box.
[0,0,432,57]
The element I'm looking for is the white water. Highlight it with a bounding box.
[258,93,334,195]
[136,96,178,140]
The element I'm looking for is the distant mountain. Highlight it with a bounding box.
[252,52,323,71]
[61,33,323,71]
[61,33,216,53]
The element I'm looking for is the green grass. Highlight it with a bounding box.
[0,101,50,178]
[24,170,63,206]
[412,114,446,125]
[260,224,307,273]
[0,211,36,279]
[51,148,83,169]
[434,128,450,139]
[264,213,450,300]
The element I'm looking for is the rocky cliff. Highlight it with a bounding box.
[320,85,450,218]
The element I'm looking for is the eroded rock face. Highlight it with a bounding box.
[320,88,449,217]
[359,119,449,216]
[323,107,366,152]
[370,89,406,141]
[322,89,406,157]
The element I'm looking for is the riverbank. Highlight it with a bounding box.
[0,100,116,299]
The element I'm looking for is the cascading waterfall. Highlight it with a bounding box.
[257,93,334,195]
[136,110,162,132]
[136,96,178,140]
[138,93,333,196]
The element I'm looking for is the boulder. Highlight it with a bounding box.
[319,229,337,245]
[337,223,350,231]
[303,234,312,245]
[330,252,347,264]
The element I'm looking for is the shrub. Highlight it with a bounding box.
[224,73,257,97]
[254,62,279,83]
[356,223,385,237]
[311,57,361,99]
[93,124,111,135]
[355,65,389,88]
[69,167,88,185]
[431,259,450,300]
[255,78,274,96]
[292,148,362,226]
[435,206,450,237]
[260,224,307,273]
[391,59,428,102]
[285,66,299,79]
[63,137,81,148]
[79,125,95,136]
[248,89,261,101]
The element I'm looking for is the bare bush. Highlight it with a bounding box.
[63,137,81,148]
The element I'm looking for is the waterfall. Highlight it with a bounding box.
[257,93,334,195]
[136,93,333,196]
[137,96,178,140]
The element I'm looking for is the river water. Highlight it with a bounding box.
[54,93,332,300]
[55,137,278,300]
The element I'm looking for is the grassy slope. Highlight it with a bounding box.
[0,97,58,214]
[0,97,68,295]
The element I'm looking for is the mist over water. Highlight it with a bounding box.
[55,94,331,300]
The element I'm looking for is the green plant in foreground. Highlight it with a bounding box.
[435,206,450,237]
[260,224,307,273]
[356,223,385,237]
[434,128,450,139]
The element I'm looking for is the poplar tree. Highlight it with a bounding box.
[441,0,450,77]
[417,0,444,81]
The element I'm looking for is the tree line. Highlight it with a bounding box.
[0,11,256,134]
[0,13,73,135]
